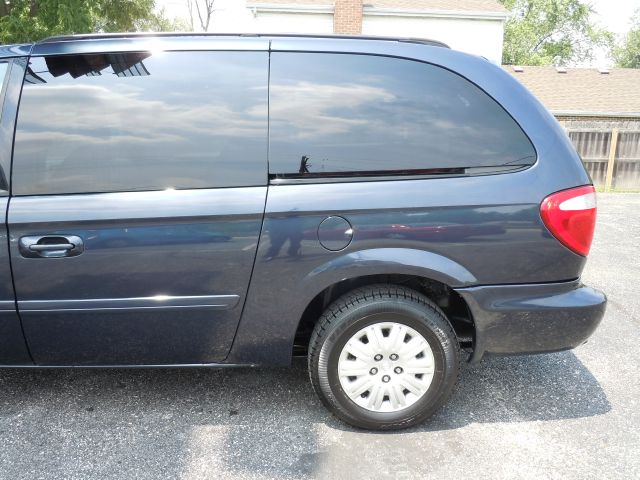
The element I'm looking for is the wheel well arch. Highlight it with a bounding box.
[292,274,475,357]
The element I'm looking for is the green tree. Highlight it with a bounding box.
[0,0,184,44]
[499,0,613,66]
[614,10,640,68]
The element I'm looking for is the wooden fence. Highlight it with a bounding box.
[568,129,640,190]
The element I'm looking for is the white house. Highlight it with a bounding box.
[191,0,508,64]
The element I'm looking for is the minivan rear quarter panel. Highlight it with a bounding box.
[227,42,592,366]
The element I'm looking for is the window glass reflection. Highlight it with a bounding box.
[269,53,535,177]
[0,61,10,191]
[0,62,8,85]
[14,51,269,195]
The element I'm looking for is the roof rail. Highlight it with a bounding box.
[36,32,450,49]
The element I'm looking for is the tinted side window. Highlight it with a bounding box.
[269,53,535,178]
[13,51,268,195]
[0,62,9,98]
[0,61,10,192]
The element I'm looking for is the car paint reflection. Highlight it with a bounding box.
[87,224,235,249]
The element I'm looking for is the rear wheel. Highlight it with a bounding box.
[308,284,460,430]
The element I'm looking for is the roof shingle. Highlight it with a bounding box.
[504,66,640,115]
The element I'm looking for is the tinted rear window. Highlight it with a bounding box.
[0,61,10,192]
[0,62,9,93]
[13,51,268,195]
[269,53,535,178]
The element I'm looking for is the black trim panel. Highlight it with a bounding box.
[268,165,529,185]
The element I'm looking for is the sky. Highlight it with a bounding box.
[157,0,190,19]
[589,0,639,35]
[589,0,640,65]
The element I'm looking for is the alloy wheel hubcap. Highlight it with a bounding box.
[337,322,435,413]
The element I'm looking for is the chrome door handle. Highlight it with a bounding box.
[19,235,84,258]
[29,243,75,252]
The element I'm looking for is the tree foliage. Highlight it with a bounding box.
[0,0,185,44]
[614,10,640,68]
[499,0,613,66]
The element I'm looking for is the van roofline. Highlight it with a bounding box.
[27,32,451,57]
[35,32,449,49]
[0,43,33,59]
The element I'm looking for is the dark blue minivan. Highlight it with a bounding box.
[0,33,606,429]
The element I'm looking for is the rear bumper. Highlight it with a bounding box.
[455,280,606,363]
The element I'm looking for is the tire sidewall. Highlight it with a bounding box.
[313,298,458,429]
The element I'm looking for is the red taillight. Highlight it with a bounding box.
[540,185,597,257]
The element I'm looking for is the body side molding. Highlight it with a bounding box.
[19,295,240,312]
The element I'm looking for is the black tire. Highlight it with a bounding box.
[308,284,460,430]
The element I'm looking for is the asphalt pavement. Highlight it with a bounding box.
[0,193,638,479]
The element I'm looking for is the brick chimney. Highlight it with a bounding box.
[333,0,363,35]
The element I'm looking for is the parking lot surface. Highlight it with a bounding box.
[0,193,638,479]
